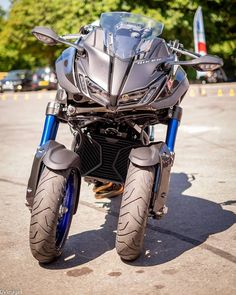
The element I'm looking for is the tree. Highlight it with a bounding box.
[0,5,6,33]
[0,0,235,78]
[0,0,124,70]
[125,0,236,77]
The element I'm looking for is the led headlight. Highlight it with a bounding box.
[119,89,148,105]
[86,79,110,105]
[141,88,156,103]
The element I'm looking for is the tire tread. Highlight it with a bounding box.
[29,167,72,263]
[116,163,154,261]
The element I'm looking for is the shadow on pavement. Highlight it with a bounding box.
[42,173,236,269]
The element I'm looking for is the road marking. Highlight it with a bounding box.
[217,89,223,96]
[229,88,235,96]
[13,94,18,101]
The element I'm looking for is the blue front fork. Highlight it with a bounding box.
[166,106,182,152]
[165,118,179,152]
[39,115,59,146]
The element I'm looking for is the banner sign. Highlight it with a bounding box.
[193,6,207,78]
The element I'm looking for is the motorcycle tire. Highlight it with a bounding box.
[29,166,76,263]
[116,162,155,261]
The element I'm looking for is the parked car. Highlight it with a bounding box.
[31,67,57,90]
[1,69,33,92]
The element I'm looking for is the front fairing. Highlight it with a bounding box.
[56,12,187,110]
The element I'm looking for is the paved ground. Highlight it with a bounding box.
[0,84,235,295]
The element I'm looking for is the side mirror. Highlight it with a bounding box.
[190,55,223,71]
[32,27,59,45]
[32,26,85,55]
[167,54,223,71]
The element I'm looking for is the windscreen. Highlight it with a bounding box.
[6,70,27,79]
[100,12,164,60]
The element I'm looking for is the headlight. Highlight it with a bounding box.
[86,79,110,105]
[141,88,157,103]
[119,89,148,105]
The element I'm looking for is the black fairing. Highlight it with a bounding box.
[55,27,189,109]
[56,47,78,94]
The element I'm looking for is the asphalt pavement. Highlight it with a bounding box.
[0,84,235,295]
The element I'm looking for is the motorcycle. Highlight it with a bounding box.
[26,12,223,263]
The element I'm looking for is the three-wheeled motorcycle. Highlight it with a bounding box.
[26,12,223,263]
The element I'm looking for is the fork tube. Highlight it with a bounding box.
[39,115,59,146]
[165,106,182,152]
[165,119,179,152]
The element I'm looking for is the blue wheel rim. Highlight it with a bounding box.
[56,174,74,248]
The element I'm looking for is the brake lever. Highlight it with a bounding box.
[168,46,199,59]
[167,41,201,59]
[184,48,201,58]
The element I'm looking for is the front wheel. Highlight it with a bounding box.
[29,167,77,263]
[116,163,155,261]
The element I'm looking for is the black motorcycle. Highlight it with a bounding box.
[26,12,222,263]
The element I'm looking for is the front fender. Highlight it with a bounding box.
[42,140,80,170]
[26,140,80,208]
[129,142,170,167]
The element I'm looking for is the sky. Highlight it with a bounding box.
[0,0,10,11]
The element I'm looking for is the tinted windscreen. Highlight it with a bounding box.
[100,12,164,59]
